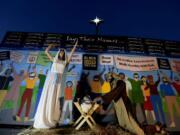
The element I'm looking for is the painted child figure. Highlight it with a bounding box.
[60,80,74,124]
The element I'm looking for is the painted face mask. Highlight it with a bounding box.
[29,72,36,79]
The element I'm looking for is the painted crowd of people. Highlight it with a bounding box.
[0,40,179,134]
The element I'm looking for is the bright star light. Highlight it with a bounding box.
[90,16,103,26]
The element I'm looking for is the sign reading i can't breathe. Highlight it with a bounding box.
[83,54,98,70]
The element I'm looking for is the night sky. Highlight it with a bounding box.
[0,0,180,42]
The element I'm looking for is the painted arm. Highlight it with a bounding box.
[23,64,31,80]
[170,70,173,82]
[99,66,106,77]
[68,64,76,72]
[10,62,17,76]
[0,61,3,74]
[159,85,165,98]
[141,85,147,101]
[100,67,106,84]
[155,72,161,85]
[32,64,37,76]
[45,44,54,62]
[67,39,78,64]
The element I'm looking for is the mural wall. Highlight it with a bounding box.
[0,49,179,131]
[0,32,180,133]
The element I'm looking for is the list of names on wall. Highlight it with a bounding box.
[1,31,180,58]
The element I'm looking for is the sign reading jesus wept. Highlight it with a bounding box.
[114,55,158,71]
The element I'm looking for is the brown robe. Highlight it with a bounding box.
[102,80,133,115]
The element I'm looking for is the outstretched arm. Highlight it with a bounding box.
[10,62,17,76]
[45,44,54,62]
[155,71,161,85]
[67,40,78,64]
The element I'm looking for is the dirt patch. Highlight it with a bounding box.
[18,125,133,135]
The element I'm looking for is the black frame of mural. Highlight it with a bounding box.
[0,31,180,58]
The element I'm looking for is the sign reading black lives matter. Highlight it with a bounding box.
[83,54,98,70]
[0,51,10,61]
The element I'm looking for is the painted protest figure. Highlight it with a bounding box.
[170,71,180,96]
[15,65,39,122]
[74,72,91,101]
[101,67,112,95]
[120,72,132,99]
[160,75,180,127]
[73,72,91,120]
[33,40,78,129]
[0,62,4,74]
[147,73,166,127]
[3,63,25,114]
[60,81,74,124]
[128,73,147,124]
[0,66,14,108]
[33,69,48,116]
[89,68,105,99]
[141,76,155,123]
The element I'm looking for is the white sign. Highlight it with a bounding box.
[10,51,25,63]
[100,55,114,65]
[170,59,180,72]
[68,53,82,64]
[114,55,158,71]
[27,52,39,64]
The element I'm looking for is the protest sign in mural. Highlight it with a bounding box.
[83,54,98,70]
[36,52,54,66]
[114,55,158,71]
[99,55,114,65]
[170,59,180,72]
[157,58,171,70]
[27,52,39,64]
[68,53,82,64]
[0,51,10,61]
[10,51,25,63]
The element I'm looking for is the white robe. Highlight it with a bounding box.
[33,51,66,129]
